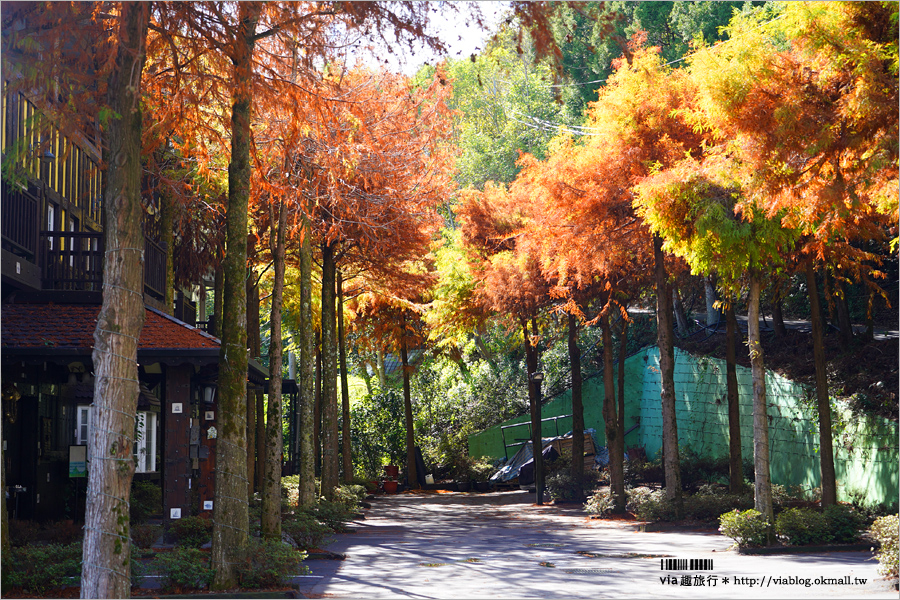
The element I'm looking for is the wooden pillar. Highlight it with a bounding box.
[164,365,192,523]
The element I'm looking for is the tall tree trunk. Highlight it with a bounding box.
[212,261,224,337]
[524,318,543,505]
[617,317,627,486]
[654,235,683,517]
[375,347,387,388]
[297,211,316,508]
[81,5,148,596]
[473,333,499,375]
[338,271,352,482]
[211,4,258,589]
[314,332,322,478]
[567,313,584,501]
[864,286,875,342]
[771,277,788,339]
[673,282,690,334]
[401,326,418,489]
[320,241,339,499]
[160,188,175,315]
[704,274,720,327]
[246,258,260,494]
[262,200,286,538]
[725,302,743,494]
[359,360,374,395]
[601,313,625,512]
[806,259,837,507]
[747,275,774,538]
[835,280,853,349]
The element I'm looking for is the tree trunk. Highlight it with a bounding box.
[725,302,743,494]
[704,274,720,327]
[401,328,418,489]
[567,313,584,501]
[617,317,627,488]
[806,259,837,507]
[298,211,316,508]
[747,275,774,537]
[212,261,224,337]
[654,235,683,517]
[314,332,322,478]
[524,318,543,505]
[262,199,286,539]
[81,6,148,597]
[211,4,258,589]
[246,259,260,494]
[375,347,387,388]
[864,286,875,342]
[673,282,690,334]
[835,280,853,349]
[160,188,175,315]
[771,278,788,338]
[338,271,352,482]
[473,333,499,375]
[601,314,625,512]
[320,241,339,499]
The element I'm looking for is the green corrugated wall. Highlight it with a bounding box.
[469,346,899,506]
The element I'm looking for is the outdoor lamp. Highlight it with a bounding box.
[203,383,217,404]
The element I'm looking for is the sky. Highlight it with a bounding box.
[355,1,509,75]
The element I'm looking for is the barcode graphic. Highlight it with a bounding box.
[660,558,713,571]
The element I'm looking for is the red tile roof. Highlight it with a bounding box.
[1,304,219,351]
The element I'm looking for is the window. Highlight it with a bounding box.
[134,411,158,473]
[75,404,91,459]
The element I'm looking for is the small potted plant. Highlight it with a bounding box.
[471,460,495,492]
[451,455,475,492]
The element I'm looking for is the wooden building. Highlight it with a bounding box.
[1,80,268,523]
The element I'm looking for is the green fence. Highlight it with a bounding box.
[469,346,899,507]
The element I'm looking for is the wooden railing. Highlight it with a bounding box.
[1,184,39,260]
[40,231,104,291]
[144,237,166,300]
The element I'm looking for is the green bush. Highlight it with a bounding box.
[584,489,614,516]
[683,490,753,522]
[310,500,354,532]
[7,520,41,547]
[170,515,212,548]
[1,542,82,595]
[627,487,677,521]
[131,480,162,524]
[153,547,214,591]
[283,511,333,550]
[776,508,830,546]
[870,515,899,579]
[824,504,863,544]
[719,509,771,547]
[41,519,84,545]
[546,470,600,502]
[132,523,162,549]
[334,484,366,512]
[235,538,308,589]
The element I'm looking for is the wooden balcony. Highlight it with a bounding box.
[40,231,104,291]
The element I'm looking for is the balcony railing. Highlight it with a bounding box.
[1,184,39,260]
[40,231,104,291]
[144,237,166,300]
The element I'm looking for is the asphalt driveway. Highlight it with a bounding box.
[295,490,895,599]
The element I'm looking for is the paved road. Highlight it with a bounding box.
[296,490,896,599]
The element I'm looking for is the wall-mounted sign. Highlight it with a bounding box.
[170,508,182,519]
[207,426,217,439]
[204,411,214,421]
[203,500,213,511]
[69,445,87,478]
[172,403,183,414]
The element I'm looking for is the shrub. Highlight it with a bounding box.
[683,490,753,523]
[546,469,600,502]
[132,524,162,549]
[41,519,83,545]
[627,487,677,521]
[1,542,82,595]
[584,489,614,516]
[470,460,495,482]
[775,508,830,546]
[870,515,899,579]
[824,504,863,544]
[719,509,771,547]
[169,515,212,548]
[131,480,162,524]
[283,511,333,550]
[309,500,354,532]
[333,484,366,512]
[153,547,214,592]
[234,538,308,589]
[7,520,41,547]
